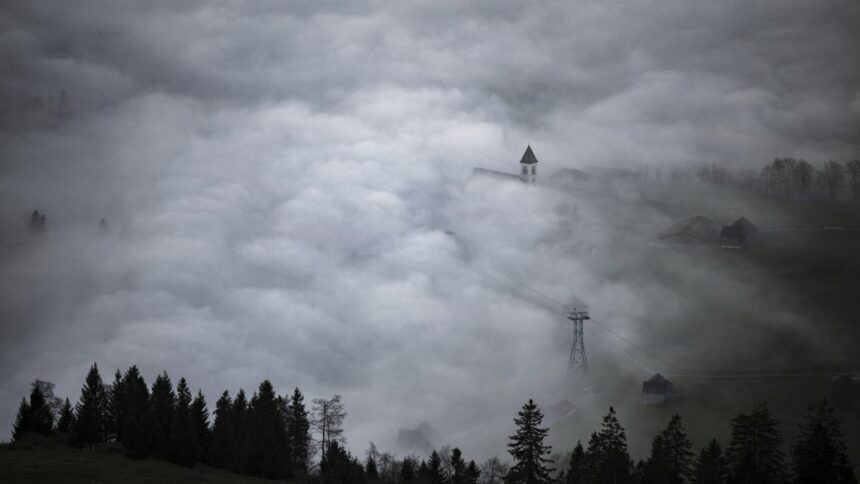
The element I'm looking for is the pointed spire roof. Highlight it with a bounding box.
[519,145,539,165]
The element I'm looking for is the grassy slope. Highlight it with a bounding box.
[0,445,302,484]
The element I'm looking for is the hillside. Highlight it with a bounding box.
[0,445,303,484]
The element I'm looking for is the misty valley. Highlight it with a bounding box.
[2,1,860,483]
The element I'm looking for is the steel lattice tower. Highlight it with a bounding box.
[567,309,590,372]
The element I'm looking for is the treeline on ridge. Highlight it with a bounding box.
[8,363,858,484]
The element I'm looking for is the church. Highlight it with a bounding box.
[471,145,539,184]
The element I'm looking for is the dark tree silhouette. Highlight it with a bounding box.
[692,439,727,484]
[726,403,785,484]
[585,407,632,484]
[400,456,417,483]
[231,389,249,473]
[71,363,107,446]
[320,441,366,484]
[191,390,211,464]
[641,414,693,484]
[286,387,312,476]
[243,380,289,478]
[210,390,235,469]
[11,398,30,442]
[57,398,75,434]
[506,399,553,484]
[106,369,123,442]
[149,371,175,459]
[120,366,151,459]
[451,447,468,484]
[366,453,379,481]
[168,377,198,467]
[791,401,856,484]
[466,460,481,484]
[563,442,587,484]
[26,383,54,436]
[422,450,447,484]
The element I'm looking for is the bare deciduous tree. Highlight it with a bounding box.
[311,395,347,461]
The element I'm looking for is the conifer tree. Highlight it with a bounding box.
[401,457,417,483]
[169,377,198,467]
[642,414,693,484]
[692,439,727,484]
[321,441,366,483]
[451,447,468,484]
[57,398,75,434]
[506,399,554,484]
[71,363,107,446]
[585,407,632,484]
[286,387,312,475]
[11,398,30,442]
[367,453,379,481]
[149,371,175,459]
[424,450,446,484]
[231,389,249,473]
[466,460,481,484]
[725,403,785,484]
[190,390,211,463]
[564,442,587,484]
[210,390,235,469]
[27,383,55,435]
[106,369,123,442]
[243,380,289,478]
[120,366,151,459]
[791,400,856,484]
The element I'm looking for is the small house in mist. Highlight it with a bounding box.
[658,215,720,246]
[642,373,677,405]
[29,210,47,234]
[720,217,758,249]
[396,421,435,454]
[470,145,539,184]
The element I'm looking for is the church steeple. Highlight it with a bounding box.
[519,145,538,183]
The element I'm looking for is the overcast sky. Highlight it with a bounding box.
[1,0,859,457]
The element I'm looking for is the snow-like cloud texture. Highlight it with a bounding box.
[1,0,859,458]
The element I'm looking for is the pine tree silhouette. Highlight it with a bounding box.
[286,387,312,476]
[564,441,587,484]
[726,403,785,484]
[231,389,249,473]
[451,447,468,484]
[149,371,175,459]
[106,369,123,442]
[71,363,107,447]
[641,414,693,483]
[243,380,289,478]
[466,460,481,484]
[791,400,856,484]
[168,377,198,467]
[210,390,235,469]
[190,390,211,464]
[26,384,54,436]
[57,398,75,434]
[585,407,632,484]
[120,366,151,459]
[11,398,30,442]
[506,399,554,484]
[692,439,727,484]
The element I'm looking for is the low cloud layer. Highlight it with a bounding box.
[1,0,859,458]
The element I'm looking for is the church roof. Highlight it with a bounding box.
[519,145,539,165]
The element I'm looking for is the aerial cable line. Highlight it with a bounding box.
[475,264,797,422]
